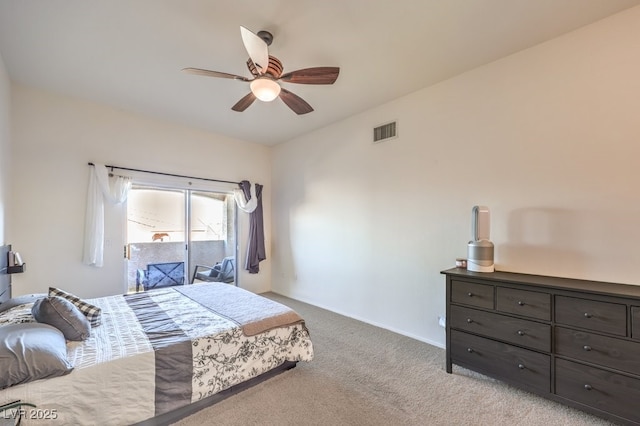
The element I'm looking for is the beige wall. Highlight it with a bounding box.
[0,53,10,245]
[5,6,640,348]
[8,84,271,298]
[272,7,640,347]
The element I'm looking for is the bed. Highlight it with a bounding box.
[0,280,314,425]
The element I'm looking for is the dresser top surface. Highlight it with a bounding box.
[442,267,640,300]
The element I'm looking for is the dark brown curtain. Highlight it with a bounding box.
[239,181,265,273]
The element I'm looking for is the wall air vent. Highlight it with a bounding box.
[373,121,397,143]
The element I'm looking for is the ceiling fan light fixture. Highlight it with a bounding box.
[184,26,339,114]
[250,77,281,102]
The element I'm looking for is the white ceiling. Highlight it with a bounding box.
[1,0,638,146]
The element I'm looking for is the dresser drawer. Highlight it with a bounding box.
[555,296,627,336]
[555,358,640,424]
[451,330,550,393]
[497,287,550,321]
[555,327,640,375]
[451,280,494,309]
[632,307,640,341]
[450,305,550,352]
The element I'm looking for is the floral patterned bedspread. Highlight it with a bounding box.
[125,285,314,414]
[0,284,313,425]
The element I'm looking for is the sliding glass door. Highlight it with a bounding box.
[188,191,236,285]
[125,186,237,293]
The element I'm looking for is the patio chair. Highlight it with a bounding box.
[191,256,235,284]
[136,261,185,291]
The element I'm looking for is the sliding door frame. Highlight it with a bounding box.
[121,170,239,292]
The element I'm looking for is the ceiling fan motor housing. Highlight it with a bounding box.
[247,56,283,78]
[257,30,273,46]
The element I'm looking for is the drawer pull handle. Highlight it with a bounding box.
[518,364,525,370]
[584,384,593,391]
[466,318,473,324]
[517,301,525,306]
[467,292,473,297]
[517,330,525,336]
[584,312,592,318]
[583,345,592,351]
[467,348,474,353]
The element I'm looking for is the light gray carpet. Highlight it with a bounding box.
[172,293,614,426]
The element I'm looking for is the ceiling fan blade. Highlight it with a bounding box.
[279,87,313,115]
[240,26,269,75]
[182,67,250,82]
[280,67,340,85]
[231,92,257,112]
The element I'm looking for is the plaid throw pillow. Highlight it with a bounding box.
[48,287,102,327]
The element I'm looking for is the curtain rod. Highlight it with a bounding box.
[87,162,241,186]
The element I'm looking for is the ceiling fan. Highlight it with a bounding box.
[182,26,339,115]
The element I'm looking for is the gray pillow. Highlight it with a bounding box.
[49,287,102,327]
[0,294,46,313]
[0,323,73,389]
[32,296,91,341]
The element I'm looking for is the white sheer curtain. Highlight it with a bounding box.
[83,163,132,267]
[233,185,257,213]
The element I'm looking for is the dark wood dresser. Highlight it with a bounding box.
[442,268,640,425]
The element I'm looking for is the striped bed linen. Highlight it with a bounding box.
[0,283,313,425]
